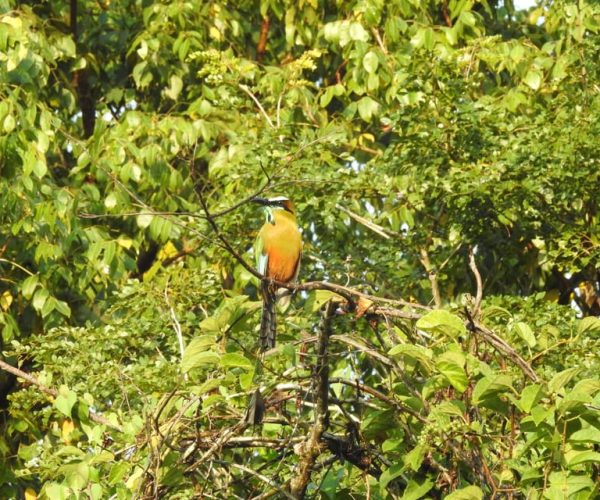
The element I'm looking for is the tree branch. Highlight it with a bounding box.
[0,359,123,432]
[228,462,295,500]
[239,84,275,129]
[256,16,270,62]
[336,204,392,239]
[419,247,442,307]
[471,321,539,382]
[468,246,483,318]
[289,300,335,498]
[197,188,264,281]
[329,377,426,423]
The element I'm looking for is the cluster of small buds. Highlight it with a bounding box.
[417,419,464,448]
[190,49,231,84]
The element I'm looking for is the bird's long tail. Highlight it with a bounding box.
[260,282,277,351]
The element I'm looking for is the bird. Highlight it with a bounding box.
[252,196,302,351]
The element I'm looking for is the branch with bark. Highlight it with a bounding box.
[0,359,123,432]
[289,300,336,498]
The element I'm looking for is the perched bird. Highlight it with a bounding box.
[252,196,302,351]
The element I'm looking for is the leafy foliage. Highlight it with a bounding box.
[1,0,600,498]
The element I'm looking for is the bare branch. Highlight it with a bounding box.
[0,258,34,276]
[289,300,335,498]
[197,188,264,281]
[164,280,186,376]
[329,377,426,423]
[256,16,270,62]
[186,422,248,471]
[370,27,388,55]
[468,246,483,318]
[330,334,395,367]
[419,247,442,308]
[471,321,539,382]
[229,462,295,500]
[239,84,275,129]
[336,204,392,239]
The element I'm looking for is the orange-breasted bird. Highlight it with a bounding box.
[252,196,302,351]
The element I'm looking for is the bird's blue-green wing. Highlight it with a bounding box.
[254,234,268,276]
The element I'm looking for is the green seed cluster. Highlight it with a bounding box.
[417,418,464,448]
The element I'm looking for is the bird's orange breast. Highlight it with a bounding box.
[259,212,302,283]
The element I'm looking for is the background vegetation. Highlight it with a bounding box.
[1,0,600,498]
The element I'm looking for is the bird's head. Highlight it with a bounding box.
[252,196,295,214]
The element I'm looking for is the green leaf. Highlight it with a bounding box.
[517,384,544,413]
[379,463,403,489]
[357,96,379,121]
[305,290,337,312]
[136,213,153,228]
[472,374,513,404]
[32,157,47,178]
[524,70,542,90]
[363,51,379,74]
[104,192,118,209]
[436,351,468,393]
[349,22,369,42]
[191,378,223,395]
[60,462,90,490]
[388,343,433,369]
[416,310,466,338]
[578,316,600,335]
[548,367,581,393]
[54,386,77,417]
[220,353,254,370]
[41,483,70,500]
[459,11,476,27]
[400,477,434,500]
[165,75,183,101]
[54,299,71,318]
[32,288,49,312]
[181,343,220,373]
[545,471,595,499]
[21,274,38,299]
[566,451,600,468]
[513,321,536,347]
[382,437,404,452]
[403,443,427,471]
[3,114,15,133]
[239,369,255,390]
[108,462,131,485]
[445,485,483,500]
[570,426,600,445]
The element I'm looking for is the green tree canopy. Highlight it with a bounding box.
[1,0,600,498]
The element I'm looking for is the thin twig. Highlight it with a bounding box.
[78,210,203,220]
[228,462,295,500]
[185,422,248,471]
[468,246,483,318]
[419,247,442,307]
[164,279,186,368]
[370,27,388,55]
[0,258,34,276]
[197,189,264,281]
[471,321,539,382]
[336,204,392,239]
[239,84,275,129]
[330,334,395,367]
[329,377,426,423]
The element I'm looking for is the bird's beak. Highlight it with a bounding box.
[251,197,270,206]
